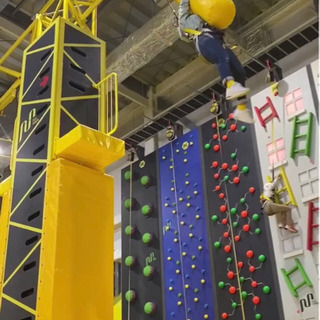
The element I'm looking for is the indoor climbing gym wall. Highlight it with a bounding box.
[251,61,319,320]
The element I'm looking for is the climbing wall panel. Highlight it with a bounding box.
[159,129,216,320]
[201,116,283,320]
[121,152,164,319]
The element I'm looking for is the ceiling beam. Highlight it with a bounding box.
[118,84,149,108]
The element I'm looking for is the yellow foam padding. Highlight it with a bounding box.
[0,176,12,197]
[114,296,122,320]
[176,0,236,29]
[37,158,114,320]
[55,125,125,171]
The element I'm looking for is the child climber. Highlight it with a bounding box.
[178,0,254,123]
[260,175,298,233]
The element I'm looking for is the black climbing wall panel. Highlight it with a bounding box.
[121,152,164,319]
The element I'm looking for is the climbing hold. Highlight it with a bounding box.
[142,233,154,245]
[249,187,255,193]
[215,185,221,191]
[220,205,227,212]
[258,254,266,262]
[189,233,194,238]
[186,181,190,185]
[194,297,199,303]
[177,301,182,306]
[263,286,271,294]
[252,296,260,305]
[201,279,206,284]
[218,281,225,289]
[234,235,240,242]
[213,173,219,180]
[249,266,255,273]
[246,250,254,258]
[222,312,228,319]
[124,198,135,210]
[222,163,228,170]
[252,214,260,221]
[194,288,199,293]
[125,256,136,268]
[242,166,249,173]
[211,215,218,222]
[243,224,250,232]
[230,208,237,214]
[176,149,180,153]
[124,171,132,181]
[223,175,229,181]
[196,215,200,220]
[192,255,196,260]
[231,152,237,159]
[180,221,185,226]
[186,203,191,207]
[125,225,136,237]
[231,302,237,309]
[255,228,261,234]
[184,159,188,163]
[204,143,211,150]
[185,284,190,289]
[222,135,228,141]
[213,134,219,140]
[143,265,156,279]
[212,122,217,129]
[194,190,198,195]
[213,145,220,152]
[162,156,166,160]
[230,124,237,131]
[177,293,182,298]
[240,277,245,283]
[224,245,231,253]
[125,290,137,302]
[222,218,228,225]
[204,314,209,319]
[141,175,151,187]
[231,164,238,171]
[174,238,178,243]
[251,281,258,288]
[240,197,246,204]
[241,210,248,218]
[179,197,183,202]
[219,192,225,199]
[220,123,227,129]
[176,269,181,274]
[237,261,243,268]
[255,314,262,320]
[227,271,234,279]
[241,125,247,132]
[226,257,232,263]
[167,257,172,261]
[241,291,248,299]
[229,286,236,294]
[141,204,152,217]
[233,177,240,184]
[214,241,221,249]
[144,302,157,315]
[198,245,203,251]
[232,221,238,227]
[223,232,229,238]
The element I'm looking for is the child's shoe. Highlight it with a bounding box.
[226,82,250,100]
[233,108,255,124]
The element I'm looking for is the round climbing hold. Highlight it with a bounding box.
[255,314,262,320]
[196,215,200,220]
[141,204,152,217]
[204,143,211,150]
[180,221,185,226]
[258,255,266,262]
[198,246,202,251]
[204,314,209,319]
[220,205,227,213]
[201,279,206,284]
[124,171,132,181]
[212,161,219,168]
[255,228,261,234]
[230,208,237,214]
[211,215,218,222]
[237,261,243,268]
[222,163,228,170]
[167,257,172,261]
[229,286,236,294]
[233,177,240,184]
[222,218,228,225]
[194,190,198,195]
[224,245,231,253]
[185,284,189,289]
[241,125,247,132]
[141,175,151,187]
[218,281,225,289]
[194,288,199,293]
[246,250,254,258]
[231,302,237,309]
[177,301,182,306]
[227,271,234,279]
[124,198,135,210]
[249,187,255,193]
[186,181,190,185]
[230,124,237,131]
[144,302,157,315]
[162,156,166,160]
[125,256,136,268]
[251,281,258,288]
[224,175,229,181]
[125,225,136,237]
[228,113,234,120]
[194,297,199,303]
[226,257,232,263]
[177,293,182,298]
[243,224,250,232]
[222,312,228,319]
[220,123,227,130]
[176,269,181,274]
[249,266,255,273]
[212,123,217,129]
[241,291,248,299]
[189,233,194,238]
[222,135,228,141]
[143,265,156,279]
[252,296,260,305]
[214,173,220,180]
[223,232,229,238]
[234,235,240,242]
[233,221,238,228]
[241,210,248,218]
[231,152,237,159]
[240,197,246,204]
[213,145,220,152]
[213,134,219,140]
[214,241,221,249]
[240,276,245,283]
[215,185,221,191]
[242,166,249,173]
[263,286,271,294]
[142,233,154,245]
[125,290,137,302]
[252,214,260,221]
[192,255,196,260]
[231,164,238,171]
[184,159,188,163]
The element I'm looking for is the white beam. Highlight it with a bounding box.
[118,84,149,108]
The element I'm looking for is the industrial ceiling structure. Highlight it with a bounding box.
[0,0,318,172]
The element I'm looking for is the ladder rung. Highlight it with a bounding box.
[286,266,299,275]
[295,281,307,290]
[312,224,319,228]
[295,134,307,138]
[312,241,319,245]
[296,119,308,124]
[294,149,306,153]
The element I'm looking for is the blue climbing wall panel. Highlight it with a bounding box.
[159,129,216,320]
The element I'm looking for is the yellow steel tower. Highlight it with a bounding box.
[0,1,124,319]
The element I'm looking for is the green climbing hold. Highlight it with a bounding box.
[226,257,232,263]
[177,293,182,298]
[242,166,249,173]
[255,314,262,320]
[185,173,189,177]
[231,152,237,159]
[141,204,152,217]
[211,215,218,222]
[125,256,135,267]
[220,123,227,129]
[141,175,151,187]
[233,222,238,228]
[252,214,260,221]
[255,228,261,234]
[125,225,136,237]
[231,302,237,309]
[124,198,134,210]
[191,255,196,260]
[240,198,246,204]
[214,241,221,249]
[204,143,211,150]
[125,290,137,302]
[142,233,153,245]
[241,291,248,299]
[187,195,191,200]
[258,255,266,262]
[230,208,237,215]
[176,260,180,265]
[194,288,199,293]
[218,281,225,289]
[240,276,245,283]
[143,265,155,278]
[263,286,271,294]
[241,125,247,132]
[224,175,229,181]
[124,171,131,181]
[144,302,157,315]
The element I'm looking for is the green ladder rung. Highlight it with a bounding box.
[295,134,307,139]
[294,281,308,291]
[294,149,306,154]
[286,266,299,276]
[296,119,308,124]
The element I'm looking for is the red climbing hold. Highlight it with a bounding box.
[222,312,228,319]
[241,210,248,218]
[231,164,238,172]
[215,185,221,191]
[234,235,240,242]
[233,177,240,184]
[214,173,220,180]
[212,123,217,129]
[252,296,260,305]
[249,266,255,273]
[222,218,228,225]
[223,232,229,238]
[246,250,254,258]
[251,281,258,288]
[237,261,244,268]
[243,224,250,232]
[222,135,228,141]
[227,271,235,279]
[213,145,220,152]
[222,163,228,170]
[249,187,255,193]
[219,193,225,199]
[213,134,219,140]
[229,286,236,294]
[220,205,227,213]
[230,124,237,131]
[224,245,231,253]
[228,113,234,120]
[212,161,219,168]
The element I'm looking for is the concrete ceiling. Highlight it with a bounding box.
[0,0,318,164]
